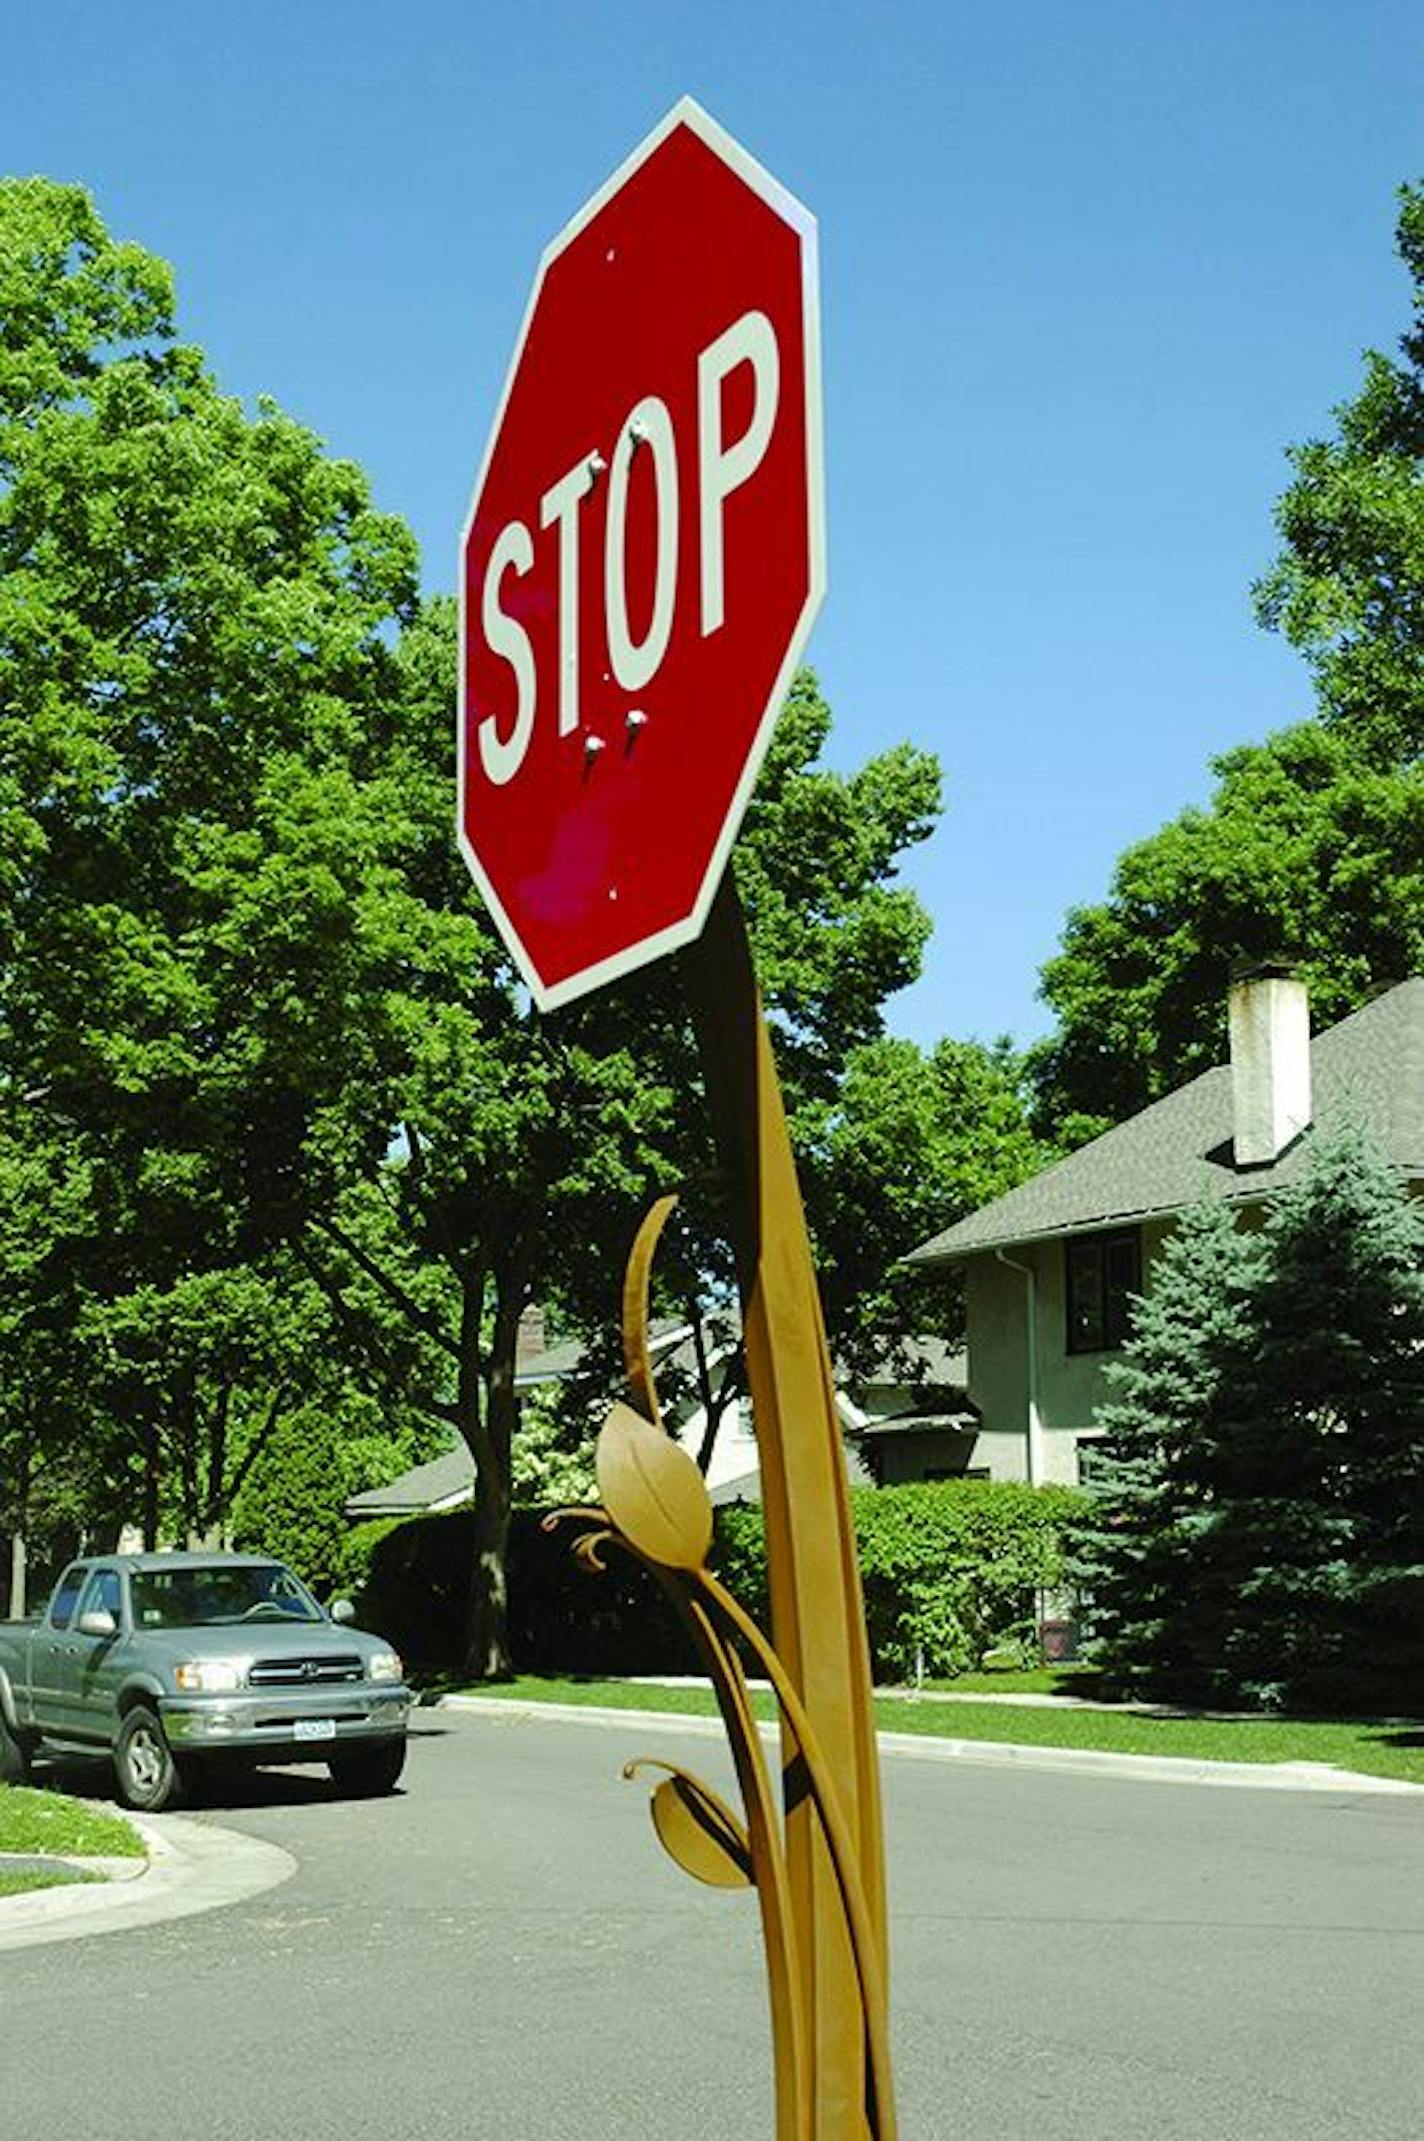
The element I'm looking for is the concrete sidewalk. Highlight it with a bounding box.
[0,1810,295,1952]
[440,1692,1424,1795]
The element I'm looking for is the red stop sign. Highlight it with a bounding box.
[457,99,824,1009]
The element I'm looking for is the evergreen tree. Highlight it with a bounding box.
[1078,1127,1424,1714]
[1203,1124,1424,1711]
[1073,1201,1263,1699]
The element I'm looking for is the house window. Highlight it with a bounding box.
[1065,1230,1141,1354]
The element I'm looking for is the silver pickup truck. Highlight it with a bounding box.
[0,1550,411,1811]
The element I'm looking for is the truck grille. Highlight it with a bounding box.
[248,1653,365,1687]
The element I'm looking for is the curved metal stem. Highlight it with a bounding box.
[548,1505,893,2138]
[621,1193,678,1428]
[696,1567,896,2138]
[646,1563,812,2140]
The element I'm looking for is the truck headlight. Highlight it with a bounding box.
[174,1659,247,1694]
[368,1650,403,1683]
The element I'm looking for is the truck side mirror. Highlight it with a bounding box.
[329,1598,356,1625]
[78,1607,117,1638]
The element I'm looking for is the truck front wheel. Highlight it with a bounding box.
[328,1738,406,1796]
[114,1704,185,1812]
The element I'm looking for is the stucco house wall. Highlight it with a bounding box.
[962,1247,1105,1484]
[962,1220,1174,1484]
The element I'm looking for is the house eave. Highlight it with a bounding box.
[908,1199,1192,1266]
[911,1161,1424,1268]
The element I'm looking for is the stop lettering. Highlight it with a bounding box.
[457,98,824,1010]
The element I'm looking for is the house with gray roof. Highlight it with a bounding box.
[837,1337,981,1487]
[346,1318,978,1521]
[907,968,1424,1488]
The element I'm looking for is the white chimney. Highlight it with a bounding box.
[1228,963,1312,1167]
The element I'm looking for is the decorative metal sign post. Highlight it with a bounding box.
[458,99,894,2138]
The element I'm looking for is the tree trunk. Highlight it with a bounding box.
[200,1380,232,1546]
[174,1367,200,1545]
[463,1467,513,1681]
[458,1247,530,1682]
[142,1420,161,1551]
[4,1441,30,1616]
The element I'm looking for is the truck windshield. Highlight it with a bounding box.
[129,1563,323,1628]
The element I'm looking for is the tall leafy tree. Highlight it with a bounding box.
[0,182,953,1684]
[304,621,945,1678]
[1031,722,1424,1135]
[0,1121,107,1604]
[799,1033,1050,1373]
[1255,182,1424,764]
[83,1256,438,1558]
[1033,178,1424,1141]
[0,178,420,1557]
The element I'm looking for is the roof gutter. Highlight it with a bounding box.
[995,1248,1045,1487]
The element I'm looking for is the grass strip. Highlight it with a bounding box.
[450,1676,1424,1786]
[0,1784,146,1860]
[928,1667,1100,1695]
[0,1865,102,1898]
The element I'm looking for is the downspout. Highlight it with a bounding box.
[995,1249,1044,1487]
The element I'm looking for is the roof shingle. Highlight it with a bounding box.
[909,978,1424,1264]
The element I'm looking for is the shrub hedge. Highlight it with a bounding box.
[353,1479,1087,1684]
[721,1480,1086,1680]
[855,1480,1087,1678]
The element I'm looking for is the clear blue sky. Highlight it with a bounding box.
[9,3,1421,1048]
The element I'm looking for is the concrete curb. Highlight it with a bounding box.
[436,1694,1424,1795]
[0,1810,296,1952]
[0,1849,144,1886]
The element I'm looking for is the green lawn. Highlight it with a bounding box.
[922,1666,1101,1696]
[0,1784,146,1867]
[451,1675,1424,1787]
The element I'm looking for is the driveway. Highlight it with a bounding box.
[6,1706,1421,2139]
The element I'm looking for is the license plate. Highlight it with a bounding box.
[293,1718,337,1742]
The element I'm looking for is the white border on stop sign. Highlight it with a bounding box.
[455,94,826,1012]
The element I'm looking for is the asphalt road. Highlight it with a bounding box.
[7,1708,1422,2140]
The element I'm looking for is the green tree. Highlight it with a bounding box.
[231,1381,444,1595]
[1077,1128,1424,1713]
[0,1121,109,1603]
[0,182,952,1689]
[82,1255,442,1558]
[1255,182,1424,764]
[1073,1201,1265,1698]
[0,178,421,1553]
[799,1033,1050,1373]
[298,622,944,1679]
[1031,722,1424,1136]
[1187,1125,1424,1711]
